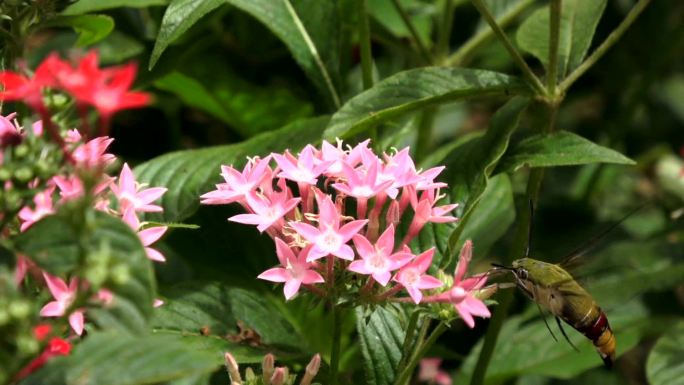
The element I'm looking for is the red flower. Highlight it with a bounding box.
[0,60,55,110]
[14,337,72,381]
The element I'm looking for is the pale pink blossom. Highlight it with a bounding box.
[229,184,300,233]
[290,193,367,261]
[272,146,329,185]
[258,239,324,300]
[393,248,443,303]
[380,148,422,199]
[200,156,272,205]
[430,241,490,328]
[111,163,167,214]
[18,186,56,231]
[418,358,452,385]
[333,156,392,200]
[72,136,116,167]
[40,273,85,335]
[349,225,413,286]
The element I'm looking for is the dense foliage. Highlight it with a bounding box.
[0,1,683,385]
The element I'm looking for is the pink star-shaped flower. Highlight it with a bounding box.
[200,156,272,205]
[39,273,85,336]
[111,163,167,214]
[272,146,329,185]
[18,186,56,231]
[257,239,324,300]
[393,247,443,303]
[349,225,413,286]
[332,156,392,200]
[122,208,168,262]
[418,358,452,385]
[229,179,301,233]
[432,240,490,328]
[290,193,367,261]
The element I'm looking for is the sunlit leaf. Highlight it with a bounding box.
[324,68,526,140]
[517,0,608,79]
[647,320,684,385]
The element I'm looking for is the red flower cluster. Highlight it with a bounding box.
[0,51,150,135]
[14,324,72,381]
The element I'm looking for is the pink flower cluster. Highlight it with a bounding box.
[8,115,168,336]
[202,140,492,328]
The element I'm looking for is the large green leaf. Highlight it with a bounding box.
[44,15,115,47]
[356,306,406,385]
[444,98,529,265]
[154,55,313,138]
[324,67,526,140]
[149,0,225,69]
[133,116,328,223]
[154,282,304,352]
[15,211,156,333]
[516,0,607,79]
[647,320,684,385]
[62,0,168,15]
[150,0,341,108]
[367,0,433,44]
[497,131,635,172]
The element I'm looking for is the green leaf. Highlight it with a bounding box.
[45,15,115,47]
[62,0,169,15]
[647,320,684,385]
[367,0,433,43]
[356,306,405,385]
[151,0,341,108]
[497,131,635,172]
[516,0,608,79]
[154,56,313,137]
[67,331,218,385]
[15,211,155,333]
[134,116,328,223]
[149,0,226,69]
[455,173,515,261]
[154,282,304,351]
[323,67,526,140]
[445,97,529,265]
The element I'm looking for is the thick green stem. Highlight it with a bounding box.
[436,0,455,59]
[547,0,561,94]
[469,0,546,95]
[328,304,342,385]
[358,0,373,90]
[446,0,534,66]
[559,0,652,92]
[390,0,433,64]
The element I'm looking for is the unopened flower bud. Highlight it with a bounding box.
[300,353,321,385]
[270,367,288,385]
[262,353,275,383]
[0,167,11,181]
[14,167,33,183]
[245,367,256,381]
[8,299,31,319]
[386,200,400,229]
[14,144,29,158]
[224,352,242,383]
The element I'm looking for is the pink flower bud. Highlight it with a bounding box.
[300,353,321,385]
[262,353,275,383]
[224,352,242,383]
[270,367,288,385]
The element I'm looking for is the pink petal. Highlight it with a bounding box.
[138,226,167,246]
[333,244,355,261]
[376,224,395,253]
[455,302,475,328]
[301,270,325,284]
[338,220,368,242]
[462,296,491,318]
[229,213,265,226]
[258,268,290,283]
[373,271,392,287]
[405,286,423,304]
[316,193,339,228]
[43,273,70,301]
[118,163,135,194]
[454,240,472,283]
[352,234,374,260]
[416,275,443,290]
[348,260,371,275]
[414,248,435,273]
[69,310,85,335]
[145,247,166,262]
[306,246,329,262]
[274,238,295,267]
[283,279,302,300]
[137,187,167,204]
[290,222,321,243]
[40,301,65,317]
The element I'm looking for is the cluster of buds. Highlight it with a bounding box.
[202,140,494,327]
[224,352,321,385]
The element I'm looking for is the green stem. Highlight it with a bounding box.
[398,310,421,368]
[469,0,546,95]
[395,321,448,385]
[415,107,437,163]
[446,0,534,66]
[390,0,433,64]
[358,0,373,91]
[328,304,342,385]
[547,0,561,95]
[559,0,652,92]
[436,0,455,59]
